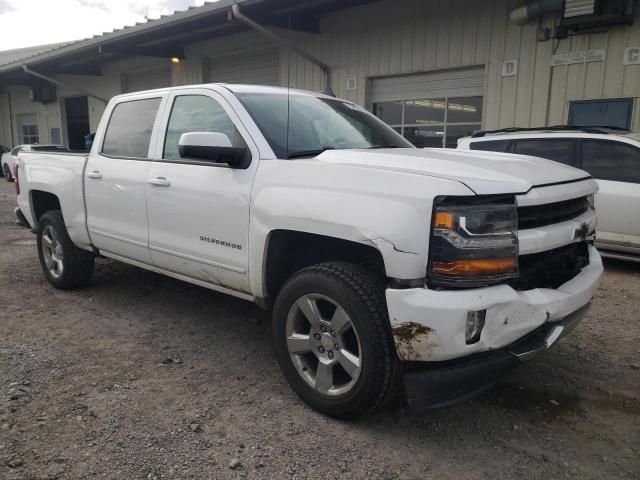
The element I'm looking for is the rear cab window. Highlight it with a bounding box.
[102,98,162,158]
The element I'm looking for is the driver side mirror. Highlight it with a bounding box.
[178,132,249,168]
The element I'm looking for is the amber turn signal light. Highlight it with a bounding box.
[433,212,455,230]
[432,258,517,277]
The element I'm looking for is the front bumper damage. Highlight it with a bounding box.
[385,245,603,412]
[403,304,588,412]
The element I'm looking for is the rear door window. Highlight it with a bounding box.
[513,139,576,166]
[469,140,511,152]
[102,98,161,158]
[581,140,640,184]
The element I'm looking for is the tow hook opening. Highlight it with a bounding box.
[465,310,486,344]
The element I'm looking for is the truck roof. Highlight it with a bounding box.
[111,83,339,102]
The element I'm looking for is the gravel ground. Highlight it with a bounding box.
[0,180,639,480]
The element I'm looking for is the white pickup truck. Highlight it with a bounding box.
[15,84,602,418]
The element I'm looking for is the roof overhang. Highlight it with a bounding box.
[0,0,380,86]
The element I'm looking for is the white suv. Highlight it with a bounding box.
[458,127,640,261]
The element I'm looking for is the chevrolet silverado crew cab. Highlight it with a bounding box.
[14,84,602,418]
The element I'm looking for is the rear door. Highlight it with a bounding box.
[84,93,167,263]
[145,87,259,293]
[579,139,640,253]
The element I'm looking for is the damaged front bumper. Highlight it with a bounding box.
[385,244,602,411]
[403,304,588,412]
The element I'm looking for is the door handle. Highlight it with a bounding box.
[86,171,103,179]
[148,177,171,187]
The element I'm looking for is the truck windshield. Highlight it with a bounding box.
[236,92,414,159]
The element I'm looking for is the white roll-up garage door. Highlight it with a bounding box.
[123,65,172,93]
[207,48,280,86]
[371,67,485,103]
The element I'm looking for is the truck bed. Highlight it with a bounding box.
[17,151,92,249]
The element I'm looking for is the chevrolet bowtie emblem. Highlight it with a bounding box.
[574,222,589,241]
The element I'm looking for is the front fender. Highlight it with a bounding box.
[247,160,473,297]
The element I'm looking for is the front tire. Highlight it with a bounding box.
[37,210,94,289]
[272,262,399,419]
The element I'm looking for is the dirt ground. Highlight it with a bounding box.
[0,180,638,480]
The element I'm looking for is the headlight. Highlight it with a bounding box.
[428,199,519,288]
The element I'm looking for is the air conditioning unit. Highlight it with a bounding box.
[558,0,636,35]
[29,84,57,104]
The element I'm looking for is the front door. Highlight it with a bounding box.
[146,89,259,293]
[85,95,166,263]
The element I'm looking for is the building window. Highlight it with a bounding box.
[373,96,483,148]
[569,98,634,130]
[22,124,39,144]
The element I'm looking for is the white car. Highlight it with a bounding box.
[14,85,602,418]
[458,127,640,262]
[2,144,69,181]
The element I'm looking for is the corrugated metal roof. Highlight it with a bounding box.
[0,41,76,67]
[0,0,241,73]
[0,0,379,76]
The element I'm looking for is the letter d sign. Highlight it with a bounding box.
[623,47,640,66]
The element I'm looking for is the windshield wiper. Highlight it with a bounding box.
[287,146,335,159]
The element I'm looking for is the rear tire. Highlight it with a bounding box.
[272,261,400,419]
[3,163,12,181]
[37,210,94,289]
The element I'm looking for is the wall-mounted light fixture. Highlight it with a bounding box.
[170,57,181,64]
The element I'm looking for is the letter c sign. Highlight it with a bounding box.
[623,47,640,65]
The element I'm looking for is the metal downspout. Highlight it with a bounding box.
[2,90,15,146]
[21,65,108,104]
[230,4,335,97]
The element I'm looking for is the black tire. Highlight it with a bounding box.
[37,210,94,289]
[272,261,400,419]
[3,163,12,181]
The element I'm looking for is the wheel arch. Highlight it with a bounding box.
[30,190,62,228]
[260,229,387,307]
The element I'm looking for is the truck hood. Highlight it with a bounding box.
[315,148,590,195]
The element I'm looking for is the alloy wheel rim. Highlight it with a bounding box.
[41,225,64,279]
[286,293,362,396]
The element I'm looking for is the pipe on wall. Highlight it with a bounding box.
[1,90,15,146]
[510,0,564,24]
[230,4,335,97]
[21,65,108,104]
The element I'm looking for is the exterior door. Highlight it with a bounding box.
[207,48,280,86]
[146,89,259,293]
[85,95,166,263]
